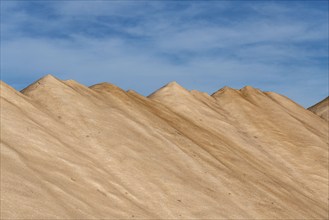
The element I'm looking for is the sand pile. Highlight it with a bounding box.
[1,75,328,219]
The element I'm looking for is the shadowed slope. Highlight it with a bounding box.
[308,96,329,121]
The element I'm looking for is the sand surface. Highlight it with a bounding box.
[1,75,328,219]
[309,96,329,121]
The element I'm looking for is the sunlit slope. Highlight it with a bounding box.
[1,75,328,219]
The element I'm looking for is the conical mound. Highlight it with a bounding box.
[90,82,126,94]
[211,86,240,98]
[148,81,190,99]
[21,74,63,94]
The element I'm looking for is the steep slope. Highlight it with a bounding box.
[1,76,328,219]
[308,96,329,121]
[150,84,328,218]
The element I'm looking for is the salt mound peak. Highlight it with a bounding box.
[161,81,187,91]
[148,81,189,99]
[21,74,64,94]
[90,82,122,90]
[165,81,182,88]
[33,74,61,85]
[90,82,126,94]
[211,86,238,98]
[239,85,262,94]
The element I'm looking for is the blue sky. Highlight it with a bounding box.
[1,1,328,107]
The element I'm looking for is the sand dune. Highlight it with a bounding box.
[309,96,329,121]
[1,75,328,219]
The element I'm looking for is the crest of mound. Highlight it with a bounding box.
[20,75,93,110]
[211,86,239,98]
[21,74,65,95]
[239,86,268,101]
[148,81,190,100]
[89,82,126,94]
[308,96,329,121]
[149,81,188,96]
[239,85,263,94]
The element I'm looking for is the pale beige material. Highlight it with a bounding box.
[308,96,329,121]
[0,75,328,219]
